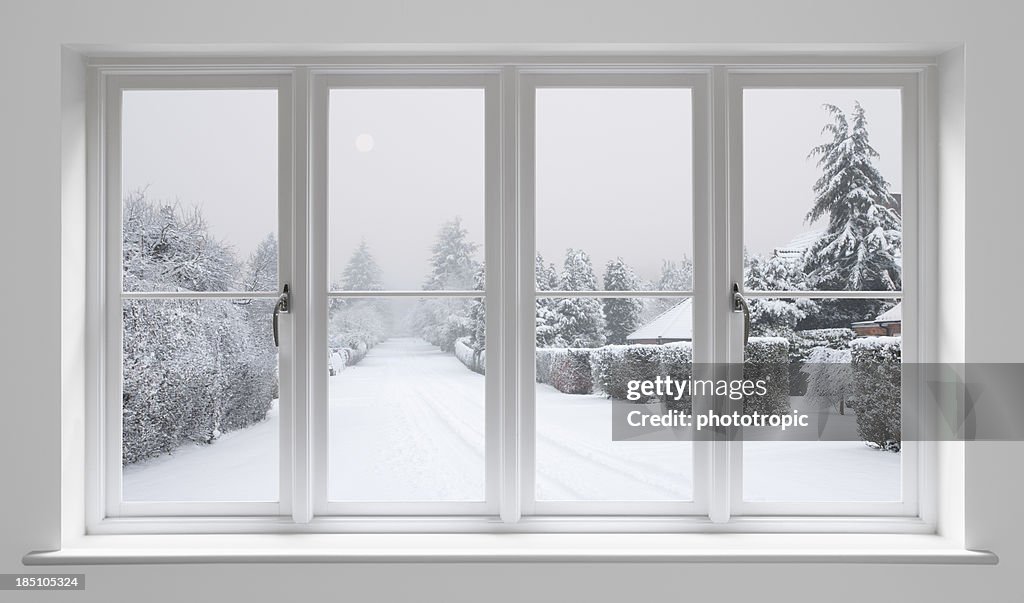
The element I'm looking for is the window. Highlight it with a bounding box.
[92,62,929,533]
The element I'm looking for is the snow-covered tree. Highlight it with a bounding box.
[800,102,902,327]
[535,253,562,348]
[803,102,902,291]
[658,257,693,291]
[242,233,278,292]
[746,253,813,336]
[416,217,481,352]
[329,241,388,351]
[424,217,480,291]
[602,258,643,344]
[467,263,487,351]
[340,239,383,291]
[552,249,606,348]
[122,191,238,292]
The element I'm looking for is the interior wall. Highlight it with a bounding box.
[1,1,1018,601]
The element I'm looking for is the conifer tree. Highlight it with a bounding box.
[552,249,606,348]
[602,258,643,344]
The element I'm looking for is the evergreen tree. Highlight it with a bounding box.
[800,102,902,327]
[535,253,562,348]
[467,263,487,351]
[658,257,693,291]
[803,102,902,291]
[552,249,606,348]
[416,217,481,351]
[602,258,643,344]
[745,253,812,336]
[340,239,383,291]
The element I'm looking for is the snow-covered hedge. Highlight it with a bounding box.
[591,342,694,411]
[536,348,593,394]
[122,299,277,465]
[802,346,854,412]
[454,337,486,374]
[796,328,857,350]
[742,337,791,415]
[851,336,902,451]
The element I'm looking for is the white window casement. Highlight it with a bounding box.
[51,55,990,561]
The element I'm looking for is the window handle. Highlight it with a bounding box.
[273,284,290,347]
[732,282,750,346]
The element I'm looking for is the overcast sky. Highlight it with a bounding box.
[123,86,901,290]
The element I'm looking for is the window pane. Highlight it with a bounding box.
[743,89,902,292]
[122,298,279,502]
[328,297,486,502]
[122,90,278,293]
[535,88,693,291]
[743,298,901,502]
[328,89,485,291]
[535,297,693,502]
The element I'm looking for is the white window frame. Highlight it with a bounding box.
[86,57,937,536]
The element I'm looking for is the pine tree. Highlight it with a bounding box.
[658,257,693,291]
[467,263,487,351]
[535,253,562,348]
[552,249,606,348]
[416,217,481,351]
[799,102,902,327]
[340,239,383,291]
[602,258,643,344]
[745,253,812,336]
[424,217,480,291]
[803,102,902,292]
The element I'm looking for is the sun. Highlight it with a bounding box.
[355,133,375,153]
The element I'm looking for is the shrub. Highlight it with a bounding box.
[455,337,486,374]
[659,342,693,412]
[851,336,902,451]
[590,345,627,399]
[550,349,593,394]
[743,336,790,415]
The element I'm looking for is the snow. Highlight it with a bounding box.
[123,337,899,504]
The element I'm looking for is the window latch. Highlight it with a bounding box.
[273,284,290,347]
[732,282,750,346]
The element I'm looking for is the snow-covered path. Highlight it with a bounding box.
[124,337,899,504]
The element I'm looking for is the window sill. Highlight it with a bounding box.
[24,533,997,565]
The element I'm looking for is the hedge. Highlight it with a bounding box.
[850,336,902,451]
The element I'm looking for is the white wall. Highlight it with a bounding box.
[0,1,1018,601]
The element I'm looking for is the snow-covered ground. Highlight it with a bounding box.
[123,337,899,504]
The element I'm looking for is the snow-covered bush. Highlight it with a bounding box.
[455,337,486,374]
[851,336,902,451]
[659,342,694,412]
[591,344,662,400]
[802,346,854,413]
[743,337,791,415]
[121,195,277,466]
[122,298,276,465]
[550,349,594,394]
[590,345,627,398]
[796,328,856,351]
[536,348,593,394]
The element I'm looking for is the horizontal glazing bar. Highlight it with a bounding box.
[742,290,903,299]
[121,291,280,299]
[327,290,481,298]
[535,290,692,298]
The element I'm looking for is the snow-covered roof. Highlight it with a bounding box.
[875,302,902,323]
[627,298,693,342]
[851,302,902,327]
[773,228,826,261]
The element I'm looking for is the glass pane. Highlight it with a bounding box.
[535,88,693,291]
[328,89,485,291]
[743,297,901,502]
[535,296,692,502]
[122,90,278,293]
[328,297,486,502]
[122,298,279,502]
[743,89,902,292]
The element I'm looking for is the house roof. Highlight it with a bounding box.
[851,301,902,327]
[773,228,826,261]
[627,298,693,342]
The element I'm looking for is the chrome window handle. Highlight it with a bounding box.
[273,284,290,347]
[732,282,750,346]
